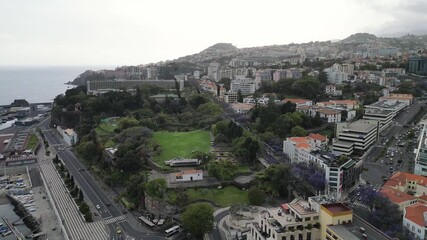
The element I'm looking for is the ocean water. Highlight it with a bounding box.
[0,203,32,239]
[0,66,109,106]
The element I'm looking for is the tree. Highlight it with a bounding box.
[181,203,214,238]
[237,90,243,103]
[248,187,265,206]
[145,178,167,199]
[291,126,307,137]
[218,77,231,91]
[341,110,348,122]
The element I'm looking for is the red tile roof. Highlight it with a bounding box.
[282,98,311,104]
[405,203,427,227]
[309,133,327,142]
[384,172,427,188]
[379,186,416,204]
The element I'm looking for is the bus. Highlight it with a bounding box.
[165,225,180,237]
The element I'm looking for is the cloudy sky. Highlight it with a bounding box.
[1,0,426,66]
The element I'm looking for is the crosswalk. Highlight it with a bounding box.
[39,158,108,240]
[104,215,126,225]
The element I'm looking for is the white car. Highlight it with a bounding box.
[96,205,101,210]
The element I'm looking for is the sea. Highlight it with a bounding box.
[0,66,110,106]
[0,203,32,240]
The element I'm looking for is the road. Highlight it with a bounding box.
[39,117,165,240]
[362,100,425,186]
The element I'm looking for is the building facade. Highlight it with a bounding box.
[56,126,79,146]
[409,56,427,75]
[332,120,379,156]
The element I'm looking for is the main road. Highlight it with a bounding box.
[362,100,425,186]
[39,117,165,240]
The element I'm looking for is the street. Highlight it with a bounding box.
[38,117,165,240]
[362,100,425,186]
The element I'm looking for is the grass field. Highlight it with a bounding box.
[169,186,248,207]
[26,134,38,151]
[95,122,118,136]
[152,130,211,166]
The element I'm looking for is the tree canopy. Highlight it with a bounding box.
[181,203,214,238]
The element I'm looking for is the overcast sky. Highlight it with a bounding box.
[1,0,426,66]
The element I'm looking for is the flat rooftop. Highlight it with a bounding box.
[367,100,405,109]
[323,203,352,214]
[342,120,378,132]
[328,225,359,240]
[328,215,391,240]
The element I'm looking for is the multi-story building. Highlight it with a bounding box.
[362,100,406,132]
[282,98,312,107]
[249,198,320,240]
[297,106,342,123]
[380,172,427,210]
[56,126,78,146]
[248,195,389,240]
[87,79,183,94]
[316,100,359,111]
[332,120,379,156]
[381,68,406,78]
[230,78,257,94]
[409,56,427,75]
[341,63,354,75]
[208,62,221,81]
[283,134,362,199]
[362,108,394,133]
[325,85,342,96]
[403,203,427,240]
[283,134,329,162]
[379,93,414,106]
[219,68,256,80]
[415,121,427,176]
[255,69,273,82]
[223,91,238,103]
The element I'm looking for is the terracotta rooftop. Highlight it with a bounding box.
[309,133,327,142]
[176,169,203,177]
[384,172,427,188]
[318,109,340,115]
[282,98,311,104]
[405,203,427,227]
[296,142,311,150]
[379,186,416,204]
[331,100,358,105]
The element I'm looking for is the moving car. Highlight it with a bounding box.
[116,227,122,234]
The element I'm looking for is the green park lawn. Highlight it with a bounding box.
[26,134,38,151]
[152,130,211,166]
[169,186,248,207]
[95,122,118,136]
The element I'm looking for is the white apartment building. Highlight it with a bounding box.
[297,106,342,123]
[325,85,342,96]
[56,126,79,146]
[230,78,257,94]
[415,121,427,176]
[249,199,320,240]
[332,120,379,156]
[208,62,221,81]
[224,91,238,103]
[362,108,394,132]
[255,69,273,82]
[379,93,414,107]
[403,203,427,240]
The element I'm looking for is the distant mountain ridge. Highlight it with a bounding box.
[72,32,427,84]
[341,33,377,43]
